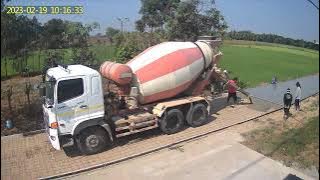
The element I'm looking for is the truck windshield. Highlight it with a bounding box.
[45,80,55,106]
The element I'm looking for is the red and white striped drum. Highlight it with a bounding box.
[126,41,214,104]
[100,61,133,85]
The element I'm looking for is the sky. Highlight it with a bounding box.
[5,0,319,42]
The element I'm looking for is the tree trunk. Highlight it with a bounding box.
[8,96,12,113]
[19,57,23,75]
[5,56,8,79]
[27,93,30,112]
[25,51,28,68]
[33,51,35,73]
[38,49,41,71]
[7,87,13,113]
[25,83,31,113]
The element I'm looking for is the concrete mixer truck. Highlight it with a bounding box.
[41,37,237,155]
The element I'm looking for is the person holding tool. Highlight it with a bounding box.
[226,77,238,104]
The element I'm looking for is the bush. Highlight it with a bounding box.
[115,45,140,63]
[114,31,168,63]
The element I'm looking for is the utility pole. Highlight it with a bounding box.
[117,17,129,33]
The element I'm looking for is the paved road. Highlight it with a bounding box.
[2,74,317,179]
[65,131,315,180]
[1,95,270,180]
[245,74,319,105]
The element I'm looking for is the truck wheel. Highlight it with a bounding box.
[187,103,208,127]
[160,109,184,135]
[77,126,110,155]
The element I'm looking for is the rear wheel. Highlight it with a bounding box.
[77,126,111,155]
[160,109,185,134]
[187,103,208,127]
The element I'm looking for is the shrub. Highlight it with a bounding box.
[115,45,140,63]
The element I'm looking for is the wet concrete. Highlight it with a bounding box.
[245,75,319,106]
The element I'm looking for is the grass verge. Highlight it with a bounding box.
[242,116,319,170]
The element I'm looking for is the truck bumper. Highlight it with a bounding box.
[47,127,61,150]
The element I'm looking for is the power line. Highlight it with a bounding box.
[305,0,319,10]
[117,17,129,33]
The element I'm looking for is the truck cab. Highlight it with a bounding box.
[42,65,113,154]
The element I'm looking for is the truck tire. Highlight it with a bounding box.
[77,126,110,155]
[187,103,208,127]
[160,109,184,135]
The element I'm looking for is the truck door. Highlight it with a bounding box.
[56,76,89,134]
[88,75,104,119]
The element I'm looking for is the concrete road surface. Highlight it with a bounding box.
[245,74,319,105]
[65,131,315,180]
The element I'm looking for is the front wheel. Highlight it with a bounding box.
[77,126,111,155]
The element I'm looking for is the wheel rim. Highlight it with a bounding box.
[166,115,179,130]
[192,108,206,123]
[86,135,99,148]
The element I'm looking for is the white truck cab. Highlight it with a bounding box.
[42,65,112,154]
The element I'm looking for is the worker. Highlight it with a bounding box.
[271,75,277,84]
[226,77,238,104]
[283,88,293,119]
[294,82,302,111]
[223,70,230,79]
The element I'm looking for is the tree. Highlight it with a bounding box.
[137,0,180,32]
[42,20,99,49]
[105,27,120,43]
[5,85,13,113]
[1,9,43,77]
[167,0,200,41]
[166,0,228,41]
[43,19,66,49]
[136,0,228,40]
[135,20,146,32]
[71,46,97,66]
[25,82,32,112]
[224,31,319,51]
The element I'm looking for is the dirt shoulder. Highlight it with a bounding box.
[227,94,319,177]
[1,75,44,136]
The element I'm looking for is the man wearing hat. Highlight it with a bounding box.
[283,88,293,119]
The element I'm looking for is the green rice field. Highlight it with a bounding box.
[1,41,319,88]
[220,43,319,87]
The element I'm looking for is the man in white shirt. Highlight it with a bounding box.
[294,82,302,111]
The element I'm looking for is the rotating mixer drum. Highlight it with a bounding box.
[126,41,217,104]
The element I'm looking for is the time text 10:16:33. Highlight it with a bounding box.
[5,6,84,14]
